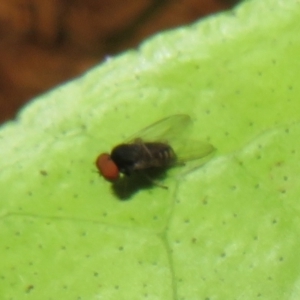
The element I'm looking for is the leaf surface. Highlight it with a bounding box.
[1,0,300,299]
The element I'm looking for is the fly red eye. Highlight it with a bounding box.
[96,153,119,181]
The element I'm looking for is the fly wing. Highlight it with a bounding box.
[124,114,215,163]
[172,139,216,163]
[124,114,192,143]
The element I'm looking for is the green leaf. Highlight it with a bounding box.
[1,0,300,298]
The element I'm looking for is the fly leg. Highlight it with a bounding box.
[141,171,168,190]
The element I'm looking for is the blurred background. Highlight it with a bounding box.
[0,0,240,123]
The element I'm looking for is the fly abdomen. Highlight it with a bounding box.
[140,142,176,168]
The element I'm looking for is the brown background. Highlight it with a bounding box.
[0,0,239,123]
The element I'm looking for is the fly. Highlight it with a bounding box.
[96,114,215,183]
